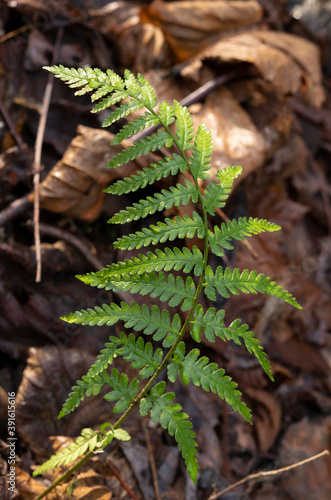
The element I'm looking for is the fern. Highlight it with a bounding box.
[34,65,301,493]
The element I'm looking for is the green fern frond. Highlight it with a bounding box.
[109,180,199,224]
[41,65,302,489]
[105,155,187,195]
[104,368,140,413]
[94,272,196,311]
[189,124,213,180]
[191,305,272,379]
[91,91,128,113]
[101,101,144,128]
[208,217,281,256]
[168,343,251,422]
[59,369,114,418]
[203,165,242,215]
[106,130,173,169]
[158,100,175,126]
[173,100,194,151]
[204,266,302,308]
[137,73,158,108]
[33,428,99,474]
[116,332,163,378]
[77,247,203,288]
[140,381,198,483]
[33,426,130,476]
[114,212,205,250]
[111,112,158,145]
[63,301,181,343]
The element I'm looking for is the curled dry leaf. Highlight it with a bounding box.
[140,0,263,62]
[30,125,160,221]
[245,387,282,452]
[89,1,170,72]
[16,347,110,460]
[181,30,325,107]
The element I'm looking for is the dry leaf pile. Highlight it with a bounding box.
[0,1,331,499]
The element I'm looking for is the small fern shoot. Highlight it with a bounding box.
[33,65,301,495]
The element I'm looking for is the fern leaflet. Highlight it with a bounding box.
[63,301,181,343]
[208,217,281,256]
[109,180,198,224]
[140,381,198,482]
[204,266,302,308]
[168,342,251,422]
[114,212,205,250]
[105,155,187,195]
[191,305,272,379]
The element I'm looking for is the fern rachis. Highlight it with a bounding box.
[33,65,301,496]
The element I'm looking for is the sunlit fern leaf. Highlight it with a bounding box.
[111,112,158,145]
[189,124,213,180]
[208,217,281,256]
[106,130,173,169]
[62,301,181,342]
[101,101,144,128]
[75,247,203,288]
[138,73,158,108]
[33,428,99,474]
[115,332,164,378]
[109,180,199,224]
[204,266,302,308]
[140,381,198,483]
[104,368,140,413]
[203,165,242,214]
[173,100,194,151]
[33,426,129,476]
[169,342,252,422]
[191,305,273,379]
[98,272,196,311]
[114,212,205,250]
[123,69,141,96]
[105,155,187,195]
[58,369,114,418]
[158,100,175,126]
[91,91,128,112]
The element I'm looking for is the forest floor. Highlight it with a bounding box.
[0,1,331,499]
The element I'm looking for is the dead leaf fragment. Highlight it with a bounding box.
[16,347,110,460]
[182,31,325,107]
[31,125,160,221]
[141,0,263,62]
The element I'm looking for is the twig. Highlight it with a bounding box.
[33,26,63,282]
[208,449,329,499]
[28,221,104,271]
[143,420,160,500]
[105,459,140,500]
[0,100,25,151]
[0,194,30,226]
[0,23,34,44]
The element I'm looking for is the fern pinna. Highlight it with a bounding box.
[34,66,301,489]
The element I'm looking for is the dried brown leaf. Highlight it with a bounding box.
[245,388,281,452]
[182,30,325,107]
[31,125,160,221]
[141,0,263,62]
[16,347,110,460]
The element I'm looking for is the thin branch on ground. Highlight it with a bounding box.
[0,101,25,151]
[33,26,63,282]
[143,420,161,500]
[31,221,104,271]
[208,449,330,499]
